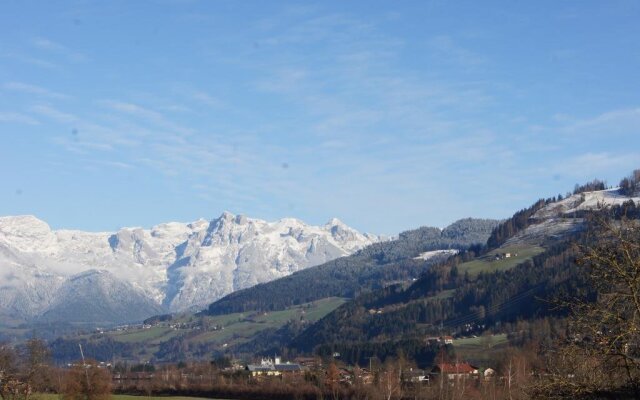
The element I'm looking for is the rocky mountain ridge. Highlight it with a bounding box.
[0,212,380,324]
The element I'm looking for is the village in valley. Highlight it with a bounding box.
[106,334,504,391]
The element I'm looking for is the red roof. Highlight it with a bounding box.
[435,363,477,374]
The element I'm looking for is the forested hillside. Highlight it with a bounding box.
[290,236,586,358]
[206,218,499,315]
[285,194,640,366]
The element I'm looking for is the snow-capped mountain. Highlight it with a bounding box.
[0,213,380,324]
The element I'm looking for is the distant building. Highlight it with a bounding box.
[425,336,440,345]
[494,252,516,260]
[246,357,302,377]
[295,357,321,369]
[276,363,302,373]
[404,368,429,383]
[338,368,353,384]
[353,368,374,385]
[431,362,479,380]
[441,336,454,345]
[247,359,280,377]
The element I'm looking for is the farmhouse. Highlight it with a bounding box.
[494,252,519,260]
[294,357,321,369]
[246,357,302,377]
[404,368,429,383]
[247,360,279,377]
[431,362,479,380]
[441,335,454,345]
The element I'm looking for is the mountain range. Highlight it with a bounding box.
[45,216,500,363]
[0,212,380,325]
[42,181,640,365]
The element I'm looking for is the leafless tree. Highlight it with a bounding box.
[0,344,21,400]
[0,340,54,400]
[378,359,401,400]
[62,360,111,400]
[531,217,640,399]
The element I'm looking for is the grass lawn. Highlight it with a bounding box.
[303,297,347,320]
[452,333,509,365]
[458,245,545,277]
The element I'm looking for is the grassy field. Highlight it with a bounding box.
[452,333,509,364]
[188,297,347,346]
[92,297,347,358]
[113,327,179,344]
[457,245,545,277]
[54,297,348,362]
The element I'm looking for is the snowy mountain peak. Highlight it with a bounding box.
[0,212,380,323]
[235,214,249,225]
[325,217,346,227]
[219,210,235,220]
[0,214,49,227]
[0,215,51,236]
[0,215,57,253]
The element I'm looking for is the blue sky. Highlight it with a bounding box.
[1,1,639,235]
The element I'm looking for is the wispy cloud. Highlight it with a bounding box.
[260,13,377,46]
[101,160,134,169]
[2,53,61,69]
[191,91,224,109]
[427,35,487,68]
[248,9,495,151]
[7,2,636,234]
[32,37,87,62]
[51,134,116,155]
[99,100,194,136]
[32,37,66,51]
[0,111,39,125]
[169,86,226,110]
[563,107,640,137]
[161,104,194,113]
[3,81,69,99]
[547,152,640,180]
[30,104,77,123]
[101,100,164,121]
[7,7,510,232]
[254,68,308,93]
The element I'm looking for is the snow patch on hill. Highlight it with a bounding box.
[506,189,640,246]
[533,189,640,220]
[413,249,459,261]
